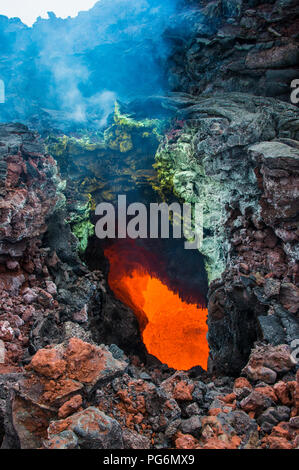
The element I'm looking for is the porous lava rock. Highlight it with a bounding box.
[1,338,127,449]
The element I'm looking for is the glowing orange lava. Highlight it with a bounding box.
[105,243,209,371]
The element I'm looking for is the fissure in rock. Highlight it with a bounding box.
[104,239,209,371]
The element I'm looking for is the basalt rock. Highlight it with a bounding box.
[0,124,63,372]
[45,407,124,450]
[167,0,299,102]
[1,335,298,449]
[1,338,127,449]
[155,92,299,376]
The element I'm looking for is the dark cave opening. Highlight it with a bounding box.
[52,112,212,372]
[41,103,214,372]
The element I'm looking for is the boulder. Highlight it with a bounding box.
[242,344,296,384]
[45,407,123,449]
[2,338,128,448]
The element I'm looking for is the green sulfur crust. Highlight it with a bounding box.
[45,103,165,253]
[72,220,95,253]
[104,102,161,153]
[154,127,226,283]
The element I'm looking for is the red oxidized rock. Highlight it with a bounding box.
[242,344,296,384]
[175,432,200,449]
[208,408,223,416]
[30,347,67,380]
[29,338,128,394]
[293,370,299,417]
[262,422,296,449]
[161,372,194,402]
[202,435,241,449]
[234,377,252,389]
[173,381,194,402]
[4,338,128,448]
[65,338,127,390]
[274,381,294,406]
[58,394,83,419]
[262,436,293,450]
[233,377,253,399]
[219,393,236,404]
[254,386,278,403]
[46,407,124,449]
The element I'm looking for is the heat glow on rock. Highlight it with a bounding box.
[104,243,209,371]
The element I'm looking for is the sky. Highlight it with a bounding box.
[0,0,99,26]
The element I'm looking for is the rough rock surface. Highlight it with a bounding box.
[1,339,298,449]
[1,339,127,449]
[155,92,299,375]
[0,123,61,372]
[168,0,299,101]
[0,124,144,374]
[45,407,124,449]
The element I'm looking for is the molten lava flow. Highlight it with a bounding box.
[105,242,209,371]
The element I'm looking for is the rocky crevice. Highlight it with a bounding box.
[0,101,298,450]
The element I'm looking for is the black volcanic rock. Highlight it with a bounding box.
[167,0,299,101]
